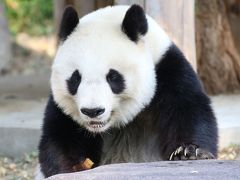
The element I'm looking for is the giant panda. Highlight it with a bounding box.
[37,4,218,179]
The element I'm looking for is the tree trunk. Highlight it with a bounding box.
[225,0,240,57]
[53,0,65,36]
[196,0,240,94]
[0,2,11,75]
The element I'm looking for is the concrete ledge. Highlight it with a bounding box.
[211,95,240,148]
[0,74,48,157]
[0,127,41,157]
[47,160,240,180]
[0,73,50,100]
[0,98,44,157]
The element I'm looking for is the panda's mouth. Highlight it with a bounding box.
[84,112,113,133]
[87,121,107,129]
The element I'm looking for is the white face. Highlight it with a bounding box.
[50,7,165,133]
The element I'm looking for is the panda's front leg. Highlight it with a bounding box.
[39,136,97,177]
[156,78,218,161]
[169,144,215,160]
[156,75,218,161]
[156,86,218,162]
[38,96,103,178]
[155,44,218,161]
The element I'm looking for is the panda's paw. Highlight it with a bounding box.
[169,144,215,160]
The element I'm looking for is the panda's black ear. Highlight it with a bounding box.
[122,4,148,42]
[59,6,79,41]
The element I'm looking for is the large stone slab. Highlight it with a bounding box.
[47,160,240,180]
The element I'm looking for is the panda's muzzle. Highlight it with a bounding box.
[80,108,105,118]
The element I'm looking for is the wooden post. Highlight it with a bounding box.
[95,0,114,8]
[74,0,95,18]
[53,0,65,35]
[145,0,196,70]
[115,0,145,7]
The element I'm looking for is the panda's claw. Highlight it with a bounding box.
[169,152,174,160]
[177,146,183,154]
[174,148,178,155]
[169,144,215,161]
[195,148,199,157]
[184,148,188,156]
[174,149,177,156]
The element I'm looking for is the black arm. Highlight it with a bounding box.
[38,95,102,177]
[152,44,218,160]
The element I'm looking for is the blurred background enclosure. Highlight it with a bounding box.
[1,0,240,94]
[0,0,240,179]
[6,0,53,36]
[196,0,240,94]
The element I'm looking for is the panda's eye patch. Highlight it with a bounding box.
[106,69,125,94]
[67,70,81,95]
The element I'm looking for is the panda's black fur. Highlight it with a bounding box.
[122,4,148,41]
[38,5,218,178]
[39,95,103,177]
[58,6,79,41]
[152,44,217,158]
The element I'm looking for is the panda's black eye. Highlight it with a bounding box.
[67,70,81,95]
[106,69,125,94]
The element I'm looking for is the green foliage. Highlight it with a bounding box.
[5,0,53,36]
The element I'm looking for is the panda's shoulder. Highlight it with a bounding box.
[42,95,80,134]
[156,44,202,92]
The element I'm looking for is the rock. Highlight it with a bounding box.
[47,160,240,180]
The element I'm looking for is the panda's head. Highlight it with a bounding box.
[51,5,170,133]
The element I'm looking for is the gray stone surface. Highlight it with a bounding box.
[47,160,240,180]
[0,127,41,157]
[0,74,49,157]
[211,95,240,149]
[0,73,50,100]
[0,98,45,129]
[0,97,45,156]
[212,94,240,129]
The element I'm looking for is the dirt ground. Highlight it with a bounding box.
[0,152,38,180]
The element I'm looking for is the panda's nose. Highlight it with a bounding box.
[81,108,105,118]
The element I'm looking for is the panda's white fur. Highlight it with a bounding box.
[51,5,171,133]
